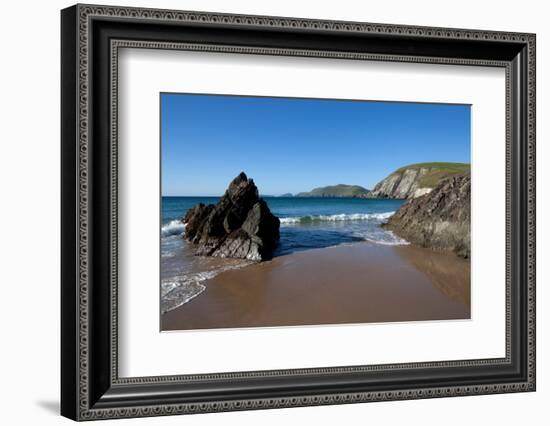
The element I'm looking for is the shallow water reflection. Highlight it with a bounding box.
[393,245,470,307]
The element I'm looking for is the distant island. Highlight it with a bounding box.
[295,184,370,198]
[279,193,294,197]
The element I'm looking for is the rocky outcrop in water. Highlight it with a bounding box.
[183,172,280,261]
[367,163,470,199]
[384,173,471,258]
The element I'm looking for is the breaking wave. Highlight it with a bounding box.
[161,220,185,238]
[279,211,395,225]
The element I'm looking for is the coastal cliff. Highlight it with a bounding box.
[367,162,470,199]
[284,163,469,199]
[183,173,280,261]
[384,173,471,258]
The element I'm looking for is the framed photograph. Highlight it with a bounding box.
[61,4,536,421]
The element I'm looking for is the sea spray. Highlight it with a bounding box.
[161,219,185,237]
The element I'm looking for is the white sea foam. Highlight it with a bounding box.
[353,229,410,246]
[161,278,206,313]
[161,261,254,313]
[161,220,185,238]
[279,211,395,225]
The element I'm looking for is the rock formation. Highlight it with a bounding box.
[367,162,470,199]
[384,173,471,258]
[183,172,280,261]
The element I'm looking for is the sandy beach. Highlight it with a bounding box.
[161,242,470,331]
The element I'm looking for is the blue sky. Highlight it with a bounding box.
[161,93,470,196]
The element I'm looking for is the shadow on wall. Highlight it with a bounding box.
[35,400,59,416]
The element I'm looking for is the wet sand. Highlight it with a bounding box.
[161,242,470,331]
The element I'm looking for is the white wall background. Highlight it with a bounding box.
[0,0,546,424]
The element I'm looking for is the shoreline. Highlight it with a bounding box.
[161,241,470,331]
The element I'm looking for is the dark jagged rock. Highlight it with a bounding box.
[182,173,280,261]
[183,203,214,243]
[384,173,471,258]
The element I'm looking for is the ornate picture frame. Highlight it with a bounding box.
[61,4,535,420]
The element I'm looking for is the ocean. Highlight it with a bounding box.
[160,196,406,312]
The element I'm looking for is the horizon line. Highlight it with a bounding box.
[161,161,471,197]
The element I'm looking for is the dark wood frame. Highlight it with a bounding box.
[61,4,536,421]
